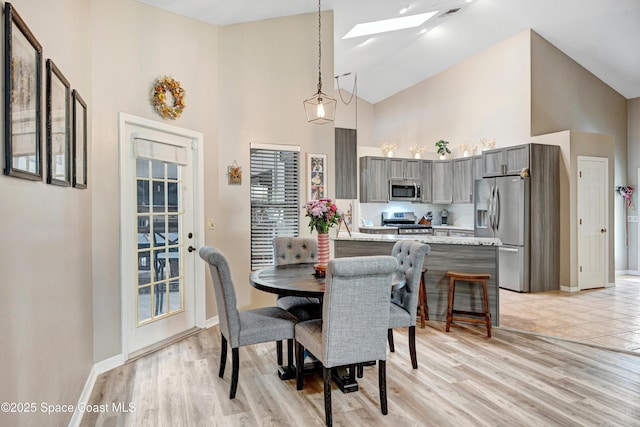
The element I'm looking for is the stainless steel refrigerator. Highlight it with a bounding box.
[474,177,530,292]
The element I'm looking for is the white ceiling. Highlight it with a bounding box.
[136,0,640,104]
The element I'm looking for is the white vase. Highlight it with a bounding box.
[387,151,394,158]
[463,150,469,157]
[439,155,446,160]
[414,153,421,159]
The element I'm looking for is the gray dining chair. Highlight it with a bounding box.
[387,240,430,369]
[295,255,398,427]
[199,246,298,399]
[273,237,322,364]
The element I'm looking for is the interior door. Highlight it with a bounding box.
[119,114,204,358]
[578,156,608,290]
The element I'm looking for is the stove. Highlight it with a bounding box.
[381,212,433,235]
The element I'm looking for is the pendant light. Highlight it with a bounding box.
[303,0,336,124]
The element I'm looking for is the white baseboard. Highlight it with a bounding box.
[617,270,640,276]
[560,285,579,292]
[205,315,219,329]
[67,353,125,427]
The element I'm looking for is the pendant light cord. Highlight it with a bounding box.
[317,0,323,93]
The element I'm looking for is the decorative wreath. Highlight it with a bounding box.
[150,76,185,120]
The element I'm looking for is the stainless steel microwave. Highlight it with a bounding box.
[389,179,422,201]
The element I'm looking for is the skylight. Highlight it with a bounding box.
[342,11,439,39]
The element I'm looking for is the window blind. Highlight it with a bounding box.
[250,146,300,269]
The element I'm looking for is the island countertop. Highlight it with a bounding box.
[333,231,502,246]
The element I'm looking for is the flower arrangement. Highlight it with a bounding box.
[151,76,186,120]
[409,145,426,158]
[435,139,451,156]
[304,198,342,234]
[381,143,397,157]
[480,138,496,151]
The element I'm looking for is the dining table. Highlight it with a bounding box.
[249,262,406,393]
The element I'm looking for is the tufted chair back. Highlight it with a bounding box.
[273,237,318,266]
[390,241,430,324]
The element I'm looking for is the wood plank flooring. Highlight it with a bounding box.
[82,321,640,426]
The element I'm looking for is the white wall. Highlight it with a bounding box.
[626,97,640,271]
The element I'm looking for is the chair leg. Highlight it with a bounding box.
[323,366,333,427]
[379,360,388,415]
[387,329,395,352]
[276,340,283,366]
[446,277,456,332]
[287,339,294,368]
[356,364,364,378]
[482,280,492,338]
[296,342,304,391]
[409,325,418,369]
[219,335,227,378]
[230,347,239,399]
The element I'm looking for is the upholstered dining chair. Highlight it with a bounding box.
[387,240,430,369]
[273,237,322,364]
[295,256,398,427]
[199,246,298,399]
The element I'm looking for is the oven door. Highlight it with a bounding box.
[389,180,421,201]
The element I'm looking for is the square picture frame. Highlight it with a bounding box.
[4,3,43,180]
[72,89,87,189]
[307,153,327,201]
[46,59,71,186]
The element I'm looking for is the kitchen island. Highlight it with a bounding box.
[333,231,502,326]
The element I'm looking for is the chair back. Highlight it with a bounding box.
[322,256,398,367]
[390,241,430,323]
[273,237,318,266]
[199,246,241,347]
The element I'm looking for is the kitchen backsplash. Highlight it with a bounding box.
[351,201,474,228]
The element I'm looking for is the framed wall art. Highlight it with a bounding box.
[4,2,43,180]
[46,59,71,186]
[307,153,327,200]
[72,89,87,189]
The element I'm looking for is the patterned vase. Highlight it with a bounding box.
[316,232,330,272]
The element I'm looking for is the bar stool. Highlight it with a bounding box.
[417,267,428,327]
[445,271,492,338]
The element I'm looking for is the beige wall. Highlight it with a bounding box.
[372,29,532,157]
[215,12,335,311]
[0,1,93,425]
[626,97,640,271]
[530,31,628,272]
[91,0,219,362]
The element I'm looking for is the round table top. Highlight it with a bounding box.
[249,262,406,298]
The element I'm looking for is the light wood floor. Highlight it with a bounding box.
[500,275,640,353]
[82,320,640,426]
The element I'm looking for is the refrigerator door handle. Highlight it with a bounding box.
[489,186,496,231]
[495,186,501,231]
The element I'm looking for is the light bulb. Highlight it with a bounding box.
[317,99,325,118]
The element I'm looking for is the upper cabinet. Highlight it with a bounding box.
[359,156,389,203]
[335,128,357,199]
[420,160,432,203]
[482,144,530,177]
[431,160,452,204]
[473,155,483,181]
[452,158,473,204]
[389,158,421,179]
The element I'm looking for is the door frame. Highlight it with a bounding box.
[577,155,609,290]
[118,113,205,360]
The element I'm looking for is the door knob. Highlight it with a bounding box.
[600,228,607,233]
[188,246,196,253]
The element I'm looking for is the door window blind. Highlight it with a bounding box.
[250,145,300,269]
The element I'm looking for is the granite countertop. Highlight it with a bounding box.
[334,231,501,246]
[431,225,474,231]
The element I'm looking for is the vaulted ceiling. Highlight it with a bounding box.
[137,0,640,104]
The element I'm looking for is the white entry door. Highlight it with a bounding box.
[577,156,608,290]
[119,114,204,357]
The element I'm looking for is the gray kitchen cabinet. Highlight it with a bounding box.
[420,160,432,203]
[335,128,357,199]
[359,156,389,203]
[431,160,452,204]
[473,155,483,181]
[433,229,449,237]
[482,144,530,177]
[389,158,421,179]
[452,157,473,204]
